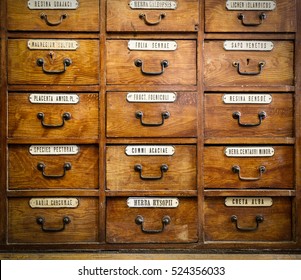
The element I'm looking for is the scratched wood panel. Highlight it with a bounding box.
[106,197,198,243]
[204,196,292,241]
[204,146,294,189]
[7,0,100,31]
[8,197,99,243]
[8,39,99,85]
[205,0,296,33]
[204,40,294,87]
[106,145,197,191]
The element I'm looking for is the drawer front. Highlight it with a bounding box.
[204,93,293,138]
[106,145,196,191]
[204,196,292,241]
[8,39,99,85]
[205,0,296,33]
[107,92,197,137]
[107,0,199,32]
[7,0,99,32]
[204,40,294,87]
[106,197,198,243]
[9,145,99,189]
[106,40,196,85]
[8,197,98,243]
[8,93,99,139]
[204,146,294,189]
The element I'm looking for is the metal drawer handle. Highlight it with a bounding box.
[37,112,71,128]
[139,13,166,25]
[231,215,264,232]
[37,162,72,179]
[238,12,267,27]
[232,111,267,127]
[36,58,72,74]
[232,165,266,181]
[136,111,170,127]
[135,215,171,234]
[40,13,67,26]
[134,164,168,180]
[134,59,169,76]
[36,216,71,232]
[232,61,265,76]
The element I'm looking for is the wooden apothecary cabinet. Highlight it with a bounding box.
[0,0,300,253]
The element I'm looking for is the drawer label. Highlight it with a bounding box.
[29,198,79,208]
[226,1,276,10]
[27,0,79,10]
[127,197,179,208]
[223,94,272,104]
[223,41,274,51]
[128,40,177,51]
[129,0,177,10]
[125,145,175,156]
[29,93,79,104]
[225,197,273,207]
[127,92,177,103]
[27,40,78,50]
[224,146,274,157]
[29,145,79,155]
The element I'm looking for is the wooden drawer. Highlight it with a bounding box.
[8,197,98,243]
[204,146,294,189]
[205,0,296,33]
[8,93,99,139]
[204,196,292,242]
[204,40,294,87]
[7,0,99,32]
[8,145,99,189]
[107,92,197,137]
[106,0,199,32]
[204,93,293,138]
[106,197,198,243]
[106,145,196,191]
[106,40,196,85]
[8,39,99,85]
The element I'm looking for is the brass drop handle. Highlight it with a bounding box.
[135,59,169,75]
[37,57,72,74]
[135,215,171,234]
[232,165,266,181]
[134,164,168,180]
[232,61,265,76]
[232,111,266,127]
[231,215,264,232]
[37,162,72,179]
[37,112,71,128]
[136,111,170,127]
[36,216,71,232]
[40,13,67,26]
[139,13,166,25]
[238,12,267,27]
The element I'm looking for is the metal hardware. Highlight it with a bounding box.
[134,59,169,75]
[40,13,67,26]
[231,215,264,232]
[232,165,266,181]
[232,111,267,127]
[37,112,71,128]
[139,13,166,25]
[135,215,171,234]
[237,12,267,26]
[36,58,72,74]
[134,164,168,180]
[37,162,72,179]
[135,111,170,127]
[232,61,265,76]
[36,216,71,232]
